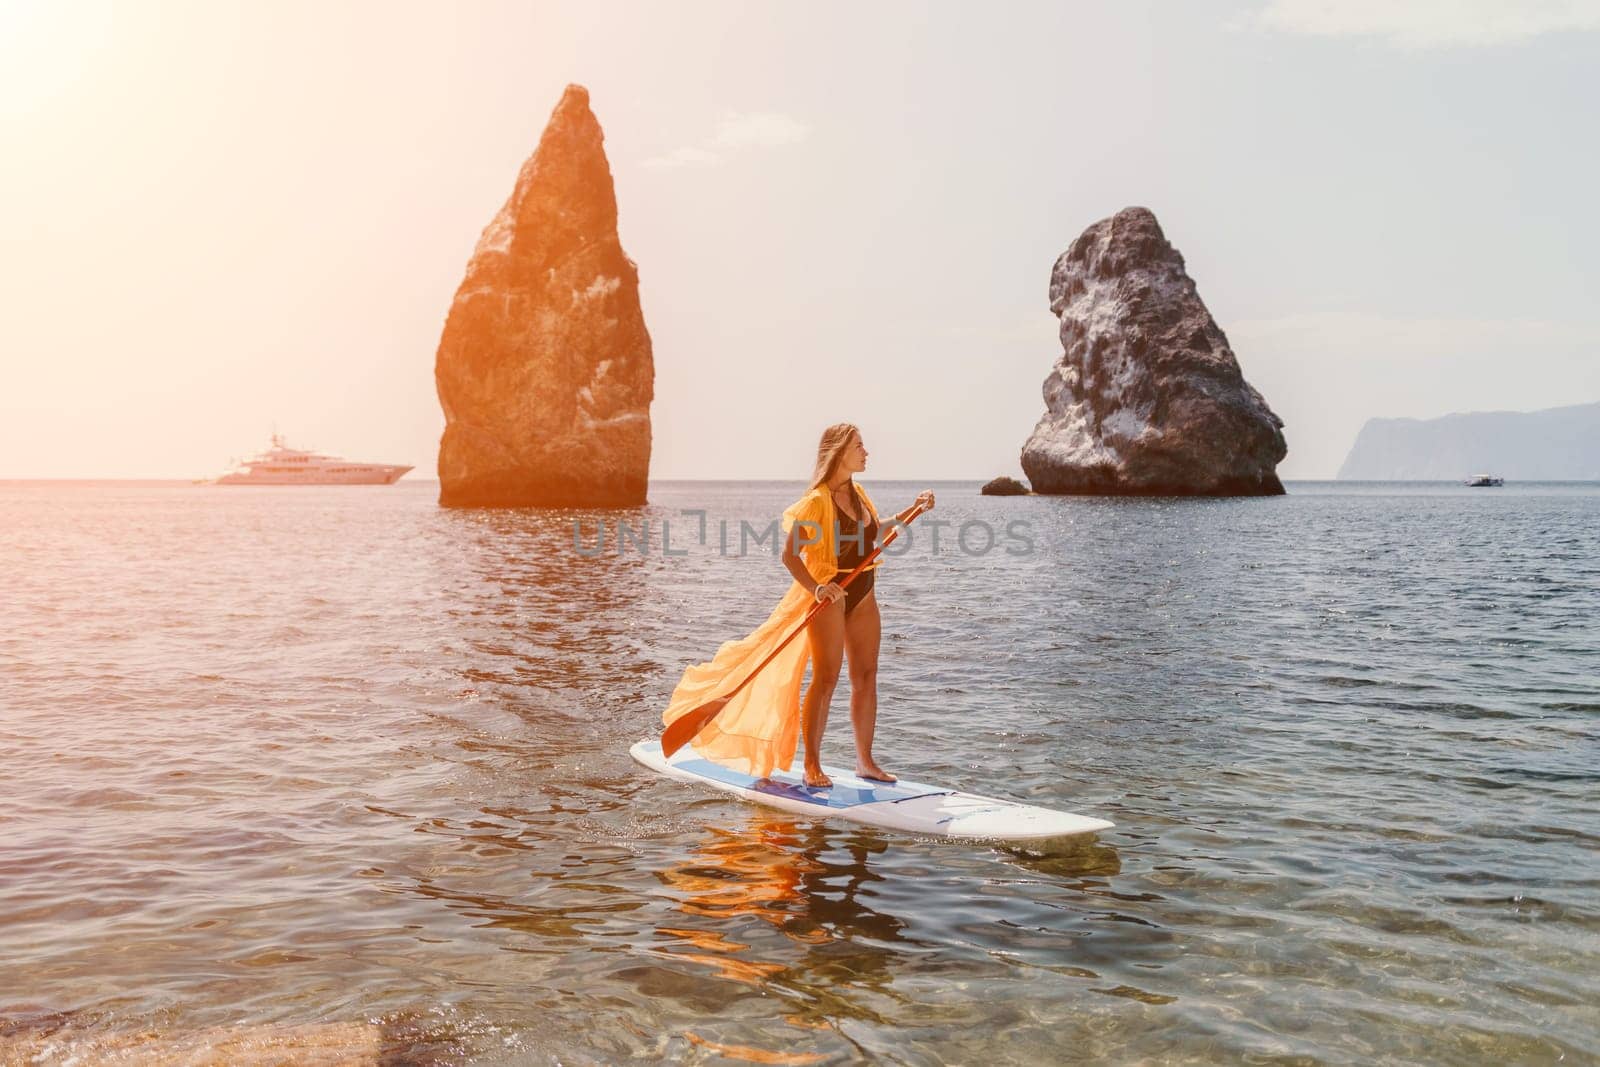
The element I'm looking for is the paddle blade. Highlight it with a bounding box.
[660,696,730,757]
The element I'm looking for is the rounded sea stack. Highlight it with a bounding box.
[1020,207,1286,496]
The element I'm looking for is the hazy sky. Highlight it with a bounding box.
[3,0,1597,479]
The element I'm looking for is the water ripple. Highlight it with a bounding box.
[1,481,1596,1063]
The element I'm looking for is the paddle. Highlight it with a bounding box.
[660,499,932,758]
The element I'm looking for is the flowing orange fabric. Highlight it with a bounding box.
[660,482,882,778]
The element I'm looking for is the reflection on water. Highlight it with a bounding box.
[659,816,908,991]
[654,815,925,1061]
[650,807,1160,1062]
[438,507,658,705]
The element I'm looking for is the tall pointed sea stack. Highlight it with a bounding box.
[1021,207,1286,496]
[435,84,654,507]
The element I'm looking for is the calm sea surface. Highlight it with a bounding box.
[2,480,1596,1064]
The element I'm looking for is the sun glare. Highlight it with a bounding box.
[0,0,117,121]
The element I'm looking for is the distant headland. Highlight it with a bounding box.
[1337,401,1600,480]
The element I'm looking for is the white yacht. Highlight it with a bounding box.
[212,434,412,486]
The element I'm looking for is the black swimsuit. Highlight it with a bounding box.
[833,489,879,617]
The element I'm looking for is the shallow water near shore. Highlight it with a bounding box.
[2,479,1597,1064]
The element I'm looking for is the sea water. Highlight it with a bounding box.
[2,480,1596,1063]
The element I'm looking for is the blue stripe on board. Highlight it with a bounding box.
[674,756,944,809]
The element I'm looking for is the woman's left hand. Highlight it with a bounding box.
[915,490,935,511]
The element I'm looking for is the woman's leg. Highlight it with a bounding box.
[843,591,893,781]
[801,597,845,787]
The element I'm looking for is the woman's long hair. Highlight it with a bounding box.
[809,423,860,490]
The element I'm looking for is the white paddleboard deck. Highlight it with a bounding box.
[630,739,1113,841]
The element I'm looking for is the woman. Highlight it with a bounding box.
[660,423,934,789]
[783,425,934,786]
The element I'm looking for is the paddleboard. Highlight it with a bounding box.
[629,739,1113,842]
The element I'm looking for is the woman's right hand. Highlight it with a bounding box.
[813,582,844,605]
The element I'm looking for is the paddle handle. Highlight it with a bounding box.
[814,497,928,601]
[717,497,929,684]
[660,500,931,757]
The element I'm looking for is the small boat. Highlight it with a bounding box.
[210,433,412,486]
[1466,474,1504,487]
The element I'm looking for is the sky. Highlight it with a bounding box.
[2,0,1597,479]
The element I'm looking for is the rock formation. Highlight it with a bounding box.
[981,476,1029,496]
[1021,207,1286,495]
[435,84,653,507]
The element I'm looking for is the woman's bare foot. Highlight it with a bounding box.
[803,765,832,789]
[856,762,896,783]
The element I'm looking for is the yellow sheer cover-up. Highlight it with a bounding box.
[660,481,882,778]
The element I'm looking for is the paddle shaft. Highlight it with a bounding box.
[660,499,931,756]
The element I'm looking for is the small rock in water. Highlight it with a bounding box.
[981,476,1030,496]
